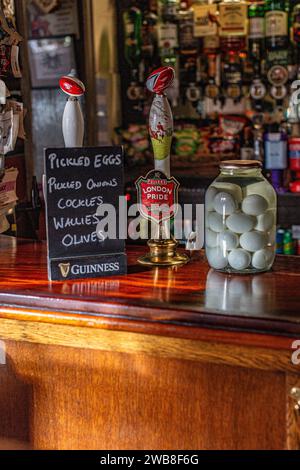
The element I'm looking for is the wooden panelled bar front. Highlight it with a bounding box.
[0,236,299,450]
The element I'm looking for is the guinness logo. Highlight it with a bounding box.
[59,263,71,279]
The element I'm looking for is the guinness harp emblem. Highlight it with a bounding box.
[59,263,70,279]
[33,0,58,14]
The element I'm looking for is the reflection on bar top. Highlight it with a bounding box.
[0,236,299,338]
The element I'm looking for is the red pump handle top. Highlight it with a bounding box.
[146,66,175,95]
[59,76,85,97]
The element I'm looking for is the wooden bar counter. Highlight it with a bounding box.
[0,236,299,450]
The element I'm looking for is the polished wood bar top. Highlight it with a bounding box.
[0,236,299,340]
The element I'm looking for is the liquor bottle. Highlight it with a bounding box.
[265,0,289,51]
[141,3,159,74]
[159,0,180,20]
[178,2,197,56]
[157,0,179,66]
[219,0,248,53]
[248,2,265,64]
[222,51,243,102]
[291,3,300,48]
[252,114,265,164]
[192,0,218,39]
[253,127,265,164]
[289,132,300,173]
[123,4,143,99]
[241,127,254,159]
[203,34,221,102]
[265,1,289,102]
[178,2,200,103]
[264,122,288,170]
[123,4,142,73]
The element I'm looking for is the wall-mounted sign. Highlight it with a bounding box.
[33,0,58,15]
[28,0,79,39]
[28,36,76,88]
[44,146,127,281]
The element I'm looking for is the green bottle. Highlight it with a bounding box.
[283,230,296,255]
[123,4,142,73]
[159,0,179,22]
[157,0,179,66]
[265,0,289,50]
[248,2,265,62]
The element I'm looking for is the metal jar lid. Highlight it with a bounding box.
[220,160,263,170]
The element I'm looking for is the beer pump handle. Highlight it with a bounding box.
[146,67,175,178]
[59,73,85,148]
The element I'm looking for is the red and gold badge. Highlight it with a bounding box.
[136,170,180,224]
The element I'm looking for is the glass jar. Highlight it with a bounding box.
[205,160,277,274]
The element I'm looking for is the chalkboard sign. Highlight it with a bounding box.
[44,147,127,281]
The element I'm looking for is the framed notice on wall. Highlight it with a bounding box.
[28,35,76,88]
[27,0,80,39]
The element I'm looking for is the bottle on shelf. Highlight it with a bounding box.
[222,51,243,103]
[192,0,219,39]
[289,122,300,192]
[156,0,181,107]
[158,0,180,20]
[141,1,159,75]
[265,0,289,51]
[157,0,179,66]
[264,122,288,170]
[283,229,296,255]
[265,1,290,104]
[248,1,265,65]
[219,0,248,53]
[292,2,300,48]
[123,3,143,100]
[276,228,285,254]
[241,126,254,160]
[178,1,200,104]
[264,122,288,193]
[253,115,265,164]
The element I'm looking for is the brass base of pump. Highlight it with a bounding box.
[138,239,189,267]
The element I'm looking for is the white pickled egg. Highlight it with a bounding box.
[214,192,237,216]
[226,212,256,234]
[206,187,218,212]
[228,249,251,271]
[217,231,239,251]
[208,212,224,233]
[213,182,243,204]
[206,247,228,270]
[240,231,267,252]
[252,249,275,270]
[206,229,218,248]
[243,181,274,201]
[255,210,275,232]
[242,194,268,216]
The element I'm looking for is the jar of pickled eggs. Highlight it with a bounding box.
[205,161,277,274]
